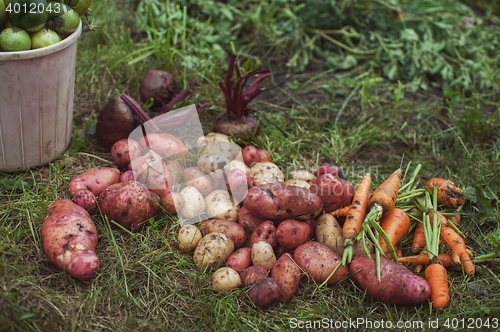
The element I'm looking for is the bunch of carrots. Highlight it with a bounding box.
[332,164,473,309]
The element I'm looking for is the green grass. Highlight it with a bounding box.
[1,0,500,331]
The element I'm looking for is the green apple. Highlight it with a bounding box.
[0,0,7,26]
[45,3,79,34]
[0,27,31,51]
[52,0,90,16]
[31,27,60,49]
[71,0,90,16]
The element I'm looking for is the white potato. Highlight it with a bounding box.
[196,133,231,152]
[198,154,231,182]
[204,190,240,222]
[224,159,250,174]
[249,162,284,186]
[197,133,242,160]
[251,241,277,271]
[178,224,203,252]
[193,232,234,269]
[287,170,317,184]
[284,179,311,190]
[212,267,242,291]
[315,214,344,255]
[179,186,206,219]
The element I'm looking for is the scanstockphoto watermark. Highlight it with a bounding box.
[289,317,424,330]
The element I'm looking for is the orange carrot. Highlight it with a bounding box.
[412,222,426,254]
[331,206,351,218]
[378,208,410,256]
[425,263,450,309]
[342,173,371,244]
[398,253,458,268]
[428,211,475,277]
[368,168,402,214]
[425,178,464,209]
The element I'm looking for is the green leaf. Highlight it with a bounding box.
[243,58,260,73]
[400,29,419,41]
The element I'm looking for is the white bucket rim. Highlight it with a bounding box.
[0,20,82,61]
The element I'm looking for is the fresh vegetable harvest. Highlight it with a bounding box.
[42,199,99,280]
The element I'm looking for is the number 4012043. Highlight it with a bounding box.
[6,2,61,14]
[443,318,498,329]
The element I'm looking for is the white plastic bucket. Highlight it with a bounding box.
[0,21,82,172]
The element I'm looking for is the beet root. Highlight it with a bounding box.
[139,70,176,109]
[96,95,138,148]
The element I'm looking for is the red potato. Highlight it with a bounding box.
[97,181,161,231]
[72,190,97,213]
[250,221,278,249]
[315,162,342,177]
[258,150,272,162]
[242,146,260,166]
[271,253,302,303]
[248,278,282,309]
[240,265,268,287]
[238,207,266,233]
[183,167,215,196]
[225,168,248,199]
[161,191,184,214]
[111,139,144,168]
[293,241,350,286]
[309,174,351,213]
[276,219,310,250]
[226,247,252,274]
[201,220,247,249]
[243,184,323,221]
[120,170,137,182]
[68,167,121,212]
[139,133,187,159]
[350,254,431,305]
[42,199,99,280]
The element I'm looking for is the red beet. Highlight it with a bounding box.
[139,70,176,109]
[96,96,138,148]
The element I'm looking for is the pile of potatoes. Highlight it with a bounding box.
[174,149,374,309]
[45,130,371,309]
